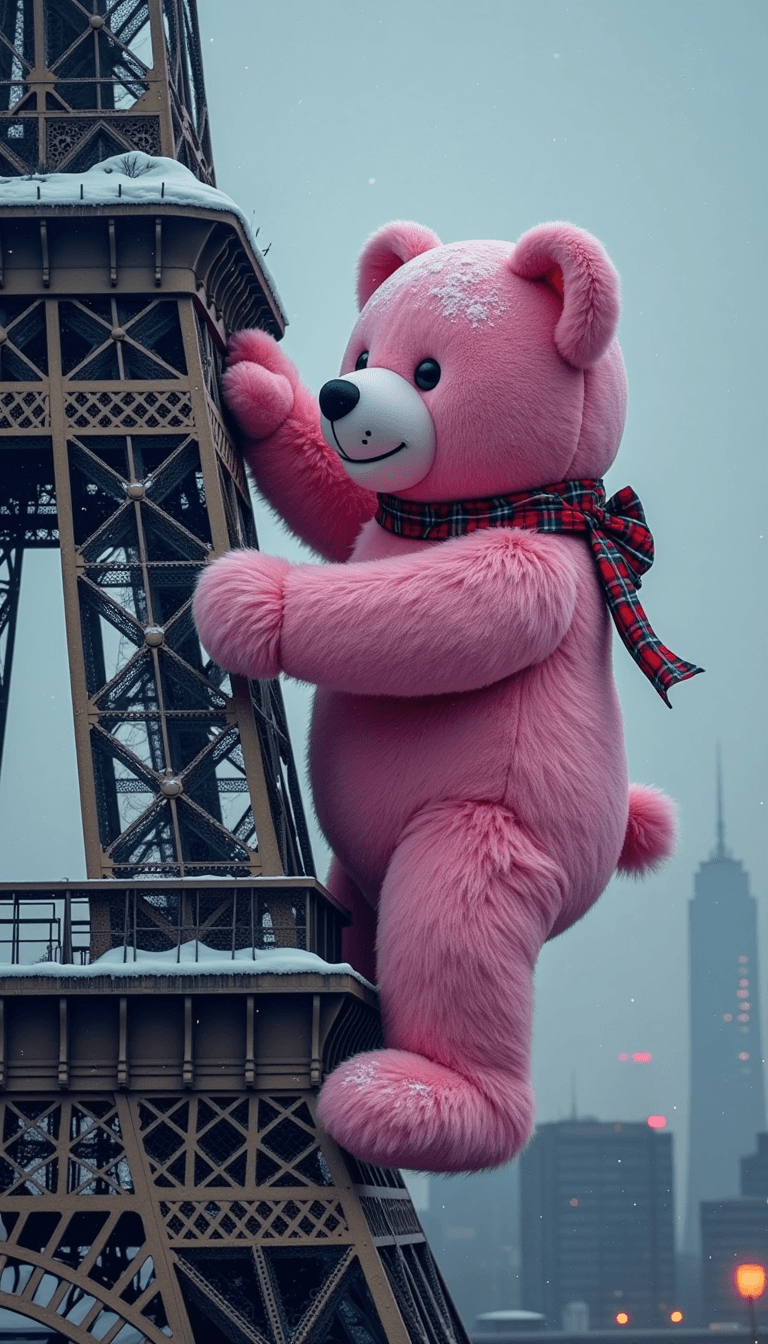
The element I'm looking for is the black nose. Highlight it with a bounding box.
[319,379,361,422]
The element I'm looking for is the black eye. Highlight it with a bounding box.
[415,358,441,390]
[355,350,369,370]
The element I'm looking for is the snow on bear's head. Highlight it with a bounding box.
[318,220,627,501]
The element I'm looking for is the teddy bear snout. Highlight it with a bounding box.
[318,366,437,493]
[319,378,361,422]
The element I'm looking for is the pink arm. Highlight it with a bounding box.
[194,529,578,696]
[223,329,376,561]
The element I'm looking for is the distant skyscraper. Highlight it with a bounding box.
[684,756,766,1252]
[520,1119,675,1328]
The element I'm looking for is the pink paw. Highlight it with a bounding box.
[316,1049,534,1173]
[222,359,293,440]
[617,783,677,876]
[194,550,290,680]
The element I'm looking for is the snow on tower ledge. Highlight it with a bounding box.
[0,941,373,987]
[0,152,283,316]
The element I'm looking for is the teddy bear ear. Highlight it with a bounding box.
[357,221,442,310]
[509,222,621,369]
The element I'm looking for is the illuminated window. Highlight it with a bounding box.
[737,990,749,998]
[647,1115,666,1129]
[739,978,749,988]
[739,1052,750,1061]
[724,1013,733,1022]
[739,1014,750,1023]
[632,1052,652,1063]
[738,955,749,964]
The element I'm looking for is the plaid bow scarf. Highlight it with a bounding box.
[375,478,703,706]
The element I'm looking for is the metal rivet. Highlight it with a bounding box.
[126,481,145,499]
[159,771,183,798]
[111,326,126,341]
[144,625,164,648]
[89,13,104,27]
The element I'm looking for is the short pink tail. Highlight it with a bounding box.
[617,783,677,876]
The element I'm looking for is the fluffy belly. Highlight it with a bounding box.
[310,656,628,913]
[310,683,515,895]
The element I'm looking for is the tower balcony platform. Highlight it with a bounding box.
[0,877,378,1096]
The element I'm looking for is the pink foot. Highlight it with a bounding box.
[316,1048,534,1173]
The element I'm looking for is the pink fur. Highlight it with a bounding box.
[223,328,375,562]
[357,220,442,309]
[617,784,678,875]
[204,528,577,693]
[195,551,288,680]
[510,222,621,369]
[195,219,678,1173]
[317,802,558,1170]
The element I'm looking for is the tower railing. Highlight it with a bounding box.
[0,878,350,966]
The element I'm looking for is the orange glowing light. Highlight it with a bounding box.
[736,1265,766,1299]
[632,1052,652,1062]
[616,1313,629,1325]
[647,1115,667,1128]
[670,1311,684,1323]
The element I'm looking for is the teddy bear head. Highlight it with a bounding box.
[318,220,627,500]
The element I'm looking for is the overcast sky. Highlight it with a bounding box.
[0,0,765,1237]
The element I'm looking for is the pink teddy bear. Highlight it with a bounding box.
[194,220,694,1174]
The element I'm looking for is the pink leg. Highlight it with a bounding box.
[317,802,566,1172]
[325,856,378,984]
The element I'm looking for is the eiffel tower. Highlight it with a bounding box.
[0,3,470,1340]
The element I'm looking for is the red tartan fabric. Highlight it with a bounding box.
[375,479,703,705]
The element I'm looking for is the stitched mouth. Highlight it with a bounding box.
[331,423,407,464]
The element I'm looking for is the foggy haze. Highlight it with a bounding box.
[0,0,765,1241]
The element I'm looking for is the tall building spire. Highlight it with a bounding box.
[684,745,766,1253]
[715,743,727,859]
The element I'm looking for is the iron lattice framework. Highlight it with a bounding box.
[0,970,468,1343]
[0,0,214,181]
[0,0,471,1338]
[0,204,310,882]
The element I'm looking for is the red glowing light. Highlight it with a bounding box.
[737,990,749,999]
[647,1115,667,1129]
[739,1052,750,1061]
[723,1014,733,1022]
[632,1052,652,1063]
[618,1052,629,1061]
[739,1014,750,1022]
